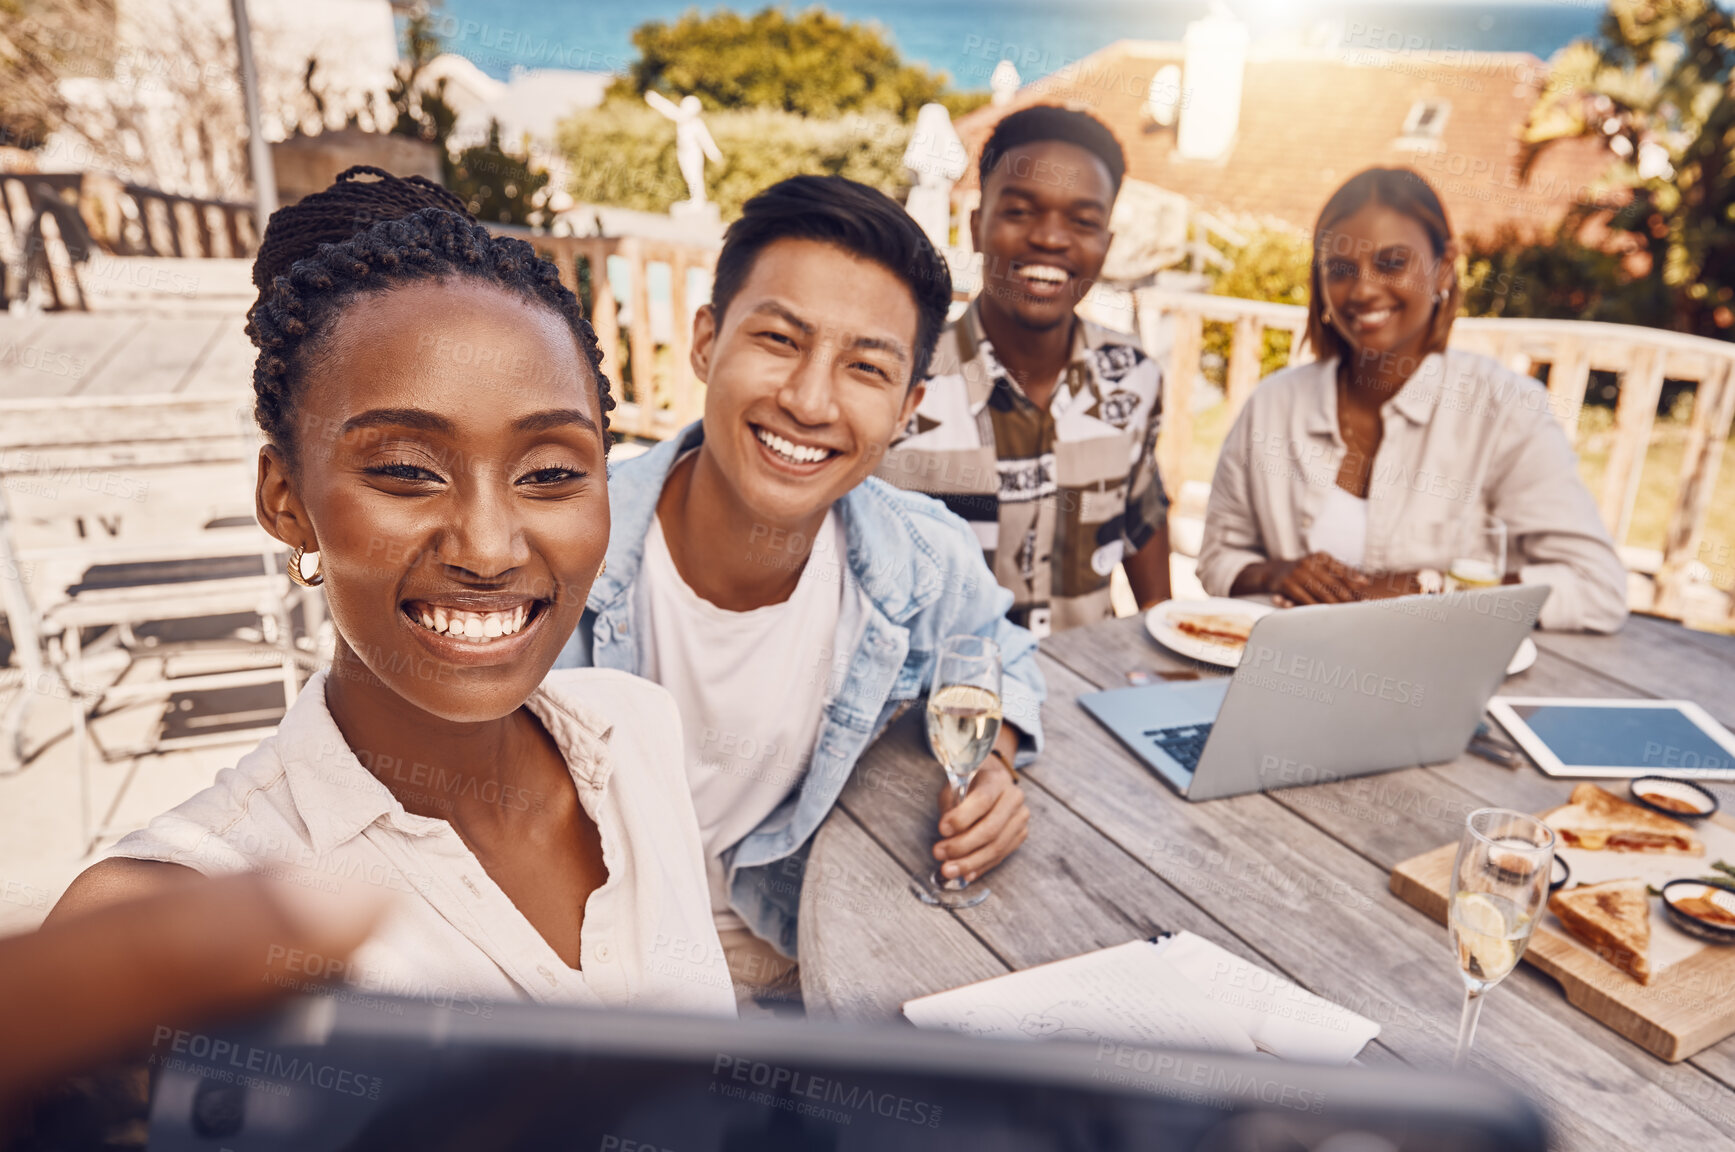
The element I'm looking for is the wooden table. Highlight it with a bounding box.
[797,613,1735,1151]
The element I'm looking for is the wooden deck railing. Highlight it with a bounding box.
[1134,288,1735,620]
[113,184,258,259]
[491,226,722,441]
[0,173,258,261]
[10,179,1723,619]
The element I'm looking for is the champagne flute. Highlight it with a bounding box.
[1447,807,1555,1069]
[1448,513,1507,590]
[917,634,1002,909]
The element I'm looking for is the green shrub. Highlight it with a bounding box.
[558,101,910,220]
[1204,225,1313,383]
[1458,224,1661,327]
[605,7,957,119]
[449,121,550,227]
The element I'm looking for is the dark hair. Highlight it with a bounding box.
[709,175,953,386]
[245,166,614,460]
[978,105,1127,198]
[1306,167,1460,366]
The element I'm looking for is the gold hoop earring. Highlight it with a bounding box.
[287,544,324,587]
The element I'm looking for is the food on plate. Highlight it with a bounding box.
[1541,783,1704,855]
[1549,878,1653,984]
[1171,612,1255,647]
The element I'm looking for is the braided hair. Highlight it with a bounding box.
[245,166,614,460]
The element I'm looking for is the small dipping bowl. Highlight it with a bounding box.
[1661,880,1735,944]
[1630,777,1719,821]
[1549,856,1570,893]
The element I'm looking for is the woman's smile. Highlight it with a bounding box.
[401,591,553,655]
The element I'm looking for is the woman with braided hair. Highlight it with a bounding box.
[49,169,736,1018]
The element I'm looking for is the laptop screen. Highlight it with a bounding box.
[140,995,1547,1152]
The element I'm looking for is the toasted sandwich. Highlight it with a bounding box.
[1172,613,1254,648]
[1549,878,1653,984]
[1541,783,1704,855]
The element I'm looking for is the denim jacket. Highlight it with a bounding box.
[556,423,1046,957]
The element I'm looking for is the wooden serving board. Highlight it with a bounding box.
[1390,811,1735,1063]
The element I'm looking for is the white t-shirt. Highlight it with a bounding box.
[1306,485,1369,570]
[637,508,845,933]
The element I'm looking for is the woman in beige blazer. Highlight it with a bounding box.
[1197,167,1627,633]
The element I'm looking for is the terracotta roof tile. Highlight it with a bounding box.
[956,41,1614,241]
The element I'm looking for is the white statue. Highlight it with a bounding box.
[646,90,722,208]
[903,103,967,249]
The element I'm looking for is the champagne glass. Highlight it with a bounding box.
[1447,808,1555,1069]
[1448,513,1507,590]
[917,635,1002,909]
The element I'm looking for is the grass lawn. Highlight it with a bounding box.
[1574,413,1735,590]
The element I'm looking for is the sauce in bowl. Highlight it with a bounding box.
[1630,777,1718,820]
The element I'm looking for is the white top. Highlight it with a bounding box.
[1305,485,1368,569]
[106,668,736,1018]
[637,508,844,933]
[1197,349,1628,633]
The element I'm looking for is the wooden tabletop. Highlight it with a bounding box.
[797,612,1735,1152]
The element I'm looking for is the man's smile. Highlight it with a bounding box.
[1010,261,1074,299]
[752,423,841,468]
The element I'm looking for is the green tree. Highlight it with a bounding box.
[450,121,551,227]
[559,101,909,220]
[1458,224,1648,325]
[0,0,116,151]
[606,7,970,119]
[384,5,552,227]
[386,6,458,149]
[1521,0,1735,338]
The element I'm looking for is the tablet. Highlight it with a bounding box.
[1487,697,1735,779]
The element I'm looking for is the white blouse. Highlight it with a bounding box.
[107,668,737,1018]
[1198,349,1628,633]
[1305,485,1369,570]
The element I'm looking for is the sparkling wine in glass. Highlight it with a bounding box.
[917,635,1002,909]
[1447,807,1555,1069]
[1449,513,1507,590]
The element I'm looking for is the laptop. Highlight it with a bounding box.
[1079,585,1551,802]
[140,994,1548,1151]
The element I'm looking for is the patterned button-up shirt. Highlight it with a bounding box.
[877,300,1169,637]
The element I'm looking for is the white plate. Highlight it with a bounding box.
[1144,598,1275,669]
[1144,600,1538,675]
[1507,637,1538,677]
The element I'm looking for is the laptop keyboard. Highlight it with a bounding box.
[1143,723,1215,774]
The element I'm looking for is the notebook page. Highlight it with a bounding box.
[902,941,1257,1053]
[1151,932,1380,1063]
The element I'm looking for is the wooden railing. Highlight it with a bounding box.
[16,177,1719,620]
[1134,289,1735,621]
[0,172,258,260]
[113,184,258,259]
[492,226,721,441]
[472,233,1735,621]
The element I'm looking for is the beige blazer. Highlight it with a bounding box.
[1198,349,1627,633]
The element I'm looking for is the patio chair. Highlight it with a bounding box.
[0,393,318,850]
